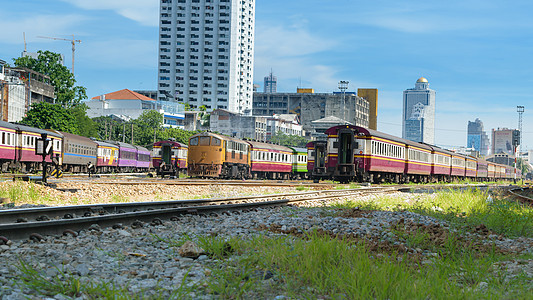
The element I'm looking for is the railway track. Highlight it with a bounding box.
[0,186,400,242]
[0,184,505,243]
[507,186,533,205]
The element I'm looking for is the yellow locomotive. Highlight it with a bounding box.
[187,132,250,178]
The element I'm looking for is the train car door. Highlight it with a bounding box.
[161,143,172,165]
[336,128,356,177]
[314,141,326,169]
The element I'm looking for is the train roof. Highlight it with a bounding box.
[287,146,307,153]
[153,140,188,148]
[327,125,433,151]
[246,140,293,152]
[306,140,326,148]
[94,140,118,148]
[0,121,63,138]
[105,140,136,150]
[135,145,150,152]
[49,130,96,144]
[189,131,247,145]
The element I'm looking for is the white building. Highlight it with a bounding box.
[266,114,303,141]
[157,0,255,115]
[209,109,266,140]
[86,89,185,128]
[402,77,436,144]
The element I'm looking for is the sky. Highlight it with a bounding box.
[1,0,532,150]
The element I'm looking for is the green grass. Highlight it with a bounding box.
[333,188,533,238]
[295,185,309,191]
[185,233,532,299]
[10,188,533,299]
[0,180,52,205]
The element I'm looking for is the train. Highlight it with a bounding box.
[0,120,151,175]
[186,131,308,179]
[0,119,520,183]
[309,125,521,183]
[185,126,521,183]
[151,139,188,177]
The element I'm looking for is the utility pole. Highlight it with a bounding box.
[516,106,525,183]
[517,106,524,148]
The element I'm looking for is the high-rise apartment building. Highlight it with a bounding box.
[157,0,255,115]
[264,71,276,93]
[402,77,436,144]
[467,118,490,156]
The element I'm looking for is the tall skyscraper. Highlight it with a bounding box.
[157,0,255,115]
[467,118,490,156]
[402,77,436,144]
[264,71,277,93]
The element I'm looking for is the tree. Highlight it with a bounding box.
[21,102,79,134]
[157,127,202,144]
[13,50,87,107]
[270,131,309,148]
[69,104,98,137]
[133,110,164,146]
[198,105,210,127]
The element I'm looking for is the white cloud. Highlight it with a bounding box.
[0,14,86,44]
[254,21,342,92]
[61,0,159,26]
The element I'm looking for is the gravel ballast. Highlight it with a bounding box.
[0,182,532,298]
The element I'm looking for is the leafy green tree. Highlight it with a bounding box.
[69,104,98,137]
[133,110,164,146]
[270,131,309,148]
[92,116,121,141]
[21,102,79,134]
[157,127,202,144]
[198,105,210,127]
[13,50,87,107]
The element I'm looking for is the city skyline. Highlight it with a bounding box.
[0,0,531,149]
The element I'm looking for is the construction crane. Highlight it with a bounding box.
[37,35,81,74]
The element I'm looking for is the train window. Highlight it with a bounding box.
[199,136,210,145]
[190,137,199,146]
[1,132,4,145]
[212,138,221,146]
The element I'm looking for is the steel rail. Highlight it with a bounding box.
[0,187,399,241]
[0,184,499,242]
[507,187,533,205]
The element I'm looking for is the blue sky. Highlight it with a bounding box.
[1,0,532,150]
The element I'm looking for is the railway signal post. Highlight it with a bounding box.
[35,133,53,184]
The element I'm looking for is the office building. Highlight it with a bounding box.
[263,71,276,93]
[402,77,436,144]
[157,0,255,115]
[467,118,490,156]
[492,128,515,156]
[252,90,369,137]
